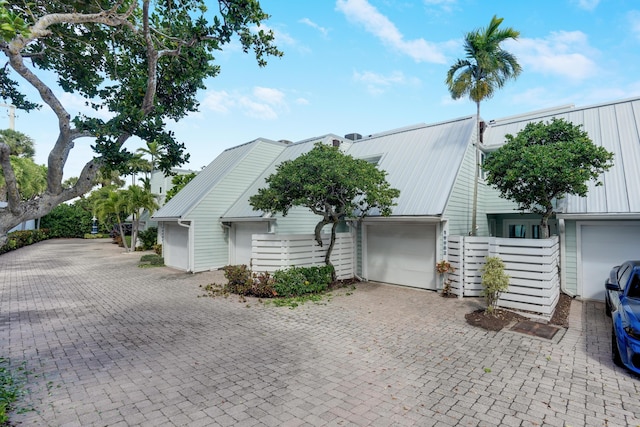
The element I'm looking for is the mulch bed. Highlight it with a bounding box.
[465,292,573,332]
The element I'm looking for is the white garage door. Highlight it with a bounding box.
[580,223,640,301]
[233,222,269,266]
[366,223,437,289]
[164,223,189,271]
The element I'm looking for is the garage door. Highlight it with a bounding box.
[233,222,269,266]
[366,223,437,289]
[580,223,640,301]
[164,223,189,271]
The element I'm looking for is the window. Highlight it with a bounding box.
[619,264,632,291]
[628,273,640,298]
[504,220,552,239]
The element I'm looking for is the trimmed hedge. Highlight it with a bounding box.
[0,229,51,255]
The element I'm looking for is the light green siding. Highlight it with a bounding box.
[442,142,475,236]
[188,141,285,272]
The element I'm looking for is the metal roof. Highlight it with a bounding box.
[152,138,284,220]
[483,96,640,215]
[221,117,476,219]
[221,134,347,219]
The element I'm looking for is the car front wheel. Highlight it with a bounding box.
[612,326,623,367]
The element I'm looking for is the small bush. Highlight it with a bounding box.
[153,244,162,256]
[272,265,333,297]
[138,227,157,250]
[138,254,164,267]
[221,265,254,295]
[481,256,510,313]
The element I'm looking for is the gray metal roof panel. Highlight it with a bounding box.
[483,97,640,215]
[221,135,342,219]
[221,117,476,219]
[152,138,283,220]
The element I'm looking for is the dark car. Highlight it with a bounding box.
[109,223,133,238]
[605,260,640,374]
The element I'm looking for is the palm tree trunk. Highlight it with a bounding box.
[471,101,480,236]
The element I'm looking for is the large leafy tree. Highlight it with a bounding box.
[0,0,281,245]
[164,171,197,203]
[250,143,400,271]
[446,15,521,235]
[483,118,614,238]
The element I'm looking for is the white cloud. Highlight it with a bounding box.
[629,10,640,40]
[423,0,456,13]
[353,70,419,95]
[201,87,288,120]
[335,0,446,64]
[572,0,600,11]
[295,97,310,105]
[506,31,599,81]
[299,18,329,37]
[57,92,114,121]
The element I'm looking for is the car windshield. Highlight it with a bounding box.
[628,273,640,299]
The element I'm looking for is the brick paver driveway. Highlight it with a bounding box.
[2,239,640,426]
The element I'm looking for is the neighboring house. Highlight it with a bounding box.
[482,96,640,301]
[152,138,287,272]
[140,168,198,230]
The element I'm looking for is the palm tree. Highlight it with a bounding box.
[136,140,165,171]
[124,185,159,252]
[446,15,522,235]
[94,190,131,251]
[127,153,152,185]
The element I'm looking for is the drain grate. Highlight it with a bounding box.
[510,320,560,340]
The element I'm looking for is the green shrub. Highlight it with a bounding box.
[138,254,164,267]
[84,233,106,239]
[272,265,333,297]
[40,203,92,238]
[0,229,51,255]
[221,265,254,295]
[138,227,157,250]
[153,244,162,256]
[481,256,510,313]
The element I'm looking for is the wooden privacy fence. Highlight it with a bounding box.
[448,236,560,317]
[251,233,354,280]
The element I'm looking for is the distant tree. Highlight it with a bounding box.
[137,140,165,171]
[250,143,400,273]
[446,15,522,235]
[483,118,614,238]
[0,0,282,245]
[0,129,34,158]
[0,130,46,201]
[164,172,197,203]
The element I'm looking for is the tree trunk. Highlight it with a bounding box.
[470,101,481,236]
[324,221,338,281]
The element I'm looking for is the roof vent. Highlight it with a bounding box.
[345,133,362,141]
[332,139,341,147]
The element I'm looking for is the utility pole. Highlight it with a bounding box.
[0,103,16,130]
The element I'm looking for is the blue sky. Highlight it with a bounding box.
[6,0,640,177]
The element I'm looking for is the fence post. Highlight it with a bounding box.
[458,236,465,299]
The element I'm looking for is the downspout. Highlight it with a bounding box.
[177,219,193,273]
[221,222,232,265]
[347,219,364,282]
[558,218,575,297]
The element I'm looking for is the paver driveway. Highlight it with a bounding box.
[1,239,640,426]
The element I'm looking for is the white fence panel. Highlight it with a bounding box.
[447,236,560,317]
[251,233,354,280]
